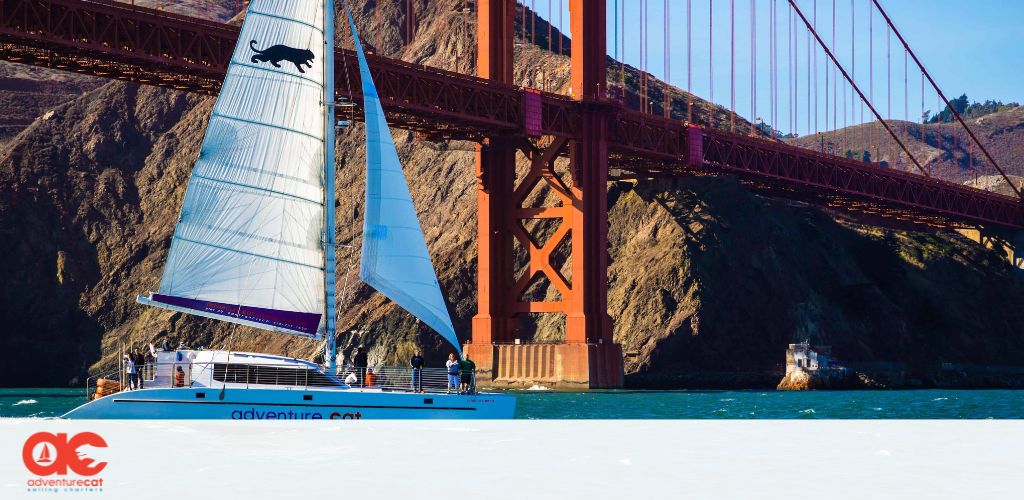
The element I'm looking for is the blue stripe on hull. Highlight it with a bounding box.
[63,388,516,419]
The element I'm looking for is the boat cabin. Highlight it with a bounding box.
[143,349,345,390]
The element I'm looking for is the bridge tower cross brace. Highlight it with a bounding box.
[467,0,623,389]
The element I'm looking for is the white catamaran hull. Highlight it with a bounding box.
[64,388,515,420]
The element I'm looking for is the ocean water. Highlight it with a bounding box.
[1,388,1021,418]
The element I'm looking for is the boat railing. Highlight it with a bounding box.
[85,359,477,397]
[338,365,476,394]
[85,363,160,400]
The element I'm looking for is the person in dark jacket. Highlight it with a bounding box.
[353,347,368,387]
[131,350,145,389]
[459,354,476,394]
[410,350,425,392]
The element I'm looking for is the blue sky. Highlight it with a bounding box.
[528,1,1024,135]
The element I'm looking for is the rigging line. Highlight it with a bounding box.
[548,0,552,52]
[813,0,817,137]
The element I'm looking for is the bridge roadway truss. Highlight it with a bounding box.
[3,0,1024,388]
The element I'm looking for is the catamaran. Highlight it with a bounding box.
[64,0,515,419]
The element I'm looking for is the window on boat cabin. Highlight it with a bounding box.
[212,363,338,386]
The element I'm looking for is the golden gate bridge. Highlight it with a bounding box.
[1,0,1021,388]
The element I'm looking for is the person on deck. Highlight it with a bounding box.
[131,350,145,389]
[445,353,460,394]
[123,354,138,390]
[459,354,476,394]
[410,350,425,392]
[354,347,369,387]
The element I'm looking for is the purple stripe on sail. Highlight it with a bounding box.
[151,294,321,335]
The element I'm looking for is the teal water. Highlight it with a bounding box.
[1,388,1021,419]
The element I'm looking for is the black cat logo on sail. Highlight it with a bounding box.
[249,40,315,73]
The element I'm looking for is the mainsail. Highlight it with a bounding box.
[344,7,461,352]
[139,0,329,338]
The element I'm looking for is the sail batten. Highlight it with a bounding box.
[142,0,329,339]
[344,6,461,353]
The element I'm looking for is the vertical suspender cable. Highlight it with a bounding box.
[548,0,552,52]
[887,21,892,164]
[709,0,714,126]
[869,0,874,157]
[752,0,757,135]
[642,0,648,113]
[620,0,626,93]
[531,0,536,46]
[925,71,933,175]
[521,2,525,41]
[771,0,777,138]
[822,0,829,149]
[665,0,671,118]
[687,0,693,122]
[559,0,563,55]
[730,0,735,131]
[832,0,837,144]
[904,48,908,166]
[813,0,818,138]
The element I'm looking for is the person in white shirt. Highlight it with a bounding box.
[123,354,137,390]
[445,353,460,394]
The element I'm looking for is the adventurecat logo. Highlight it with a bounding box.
[22,432,106,494]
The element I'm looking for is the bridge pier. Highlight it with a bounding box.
[469,0,623,389]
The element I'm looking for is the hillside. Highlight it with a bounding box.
[1,0,1024,389]
[788,106,1024,193]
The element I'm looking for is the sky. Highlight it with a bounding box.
[526,0,1024,136]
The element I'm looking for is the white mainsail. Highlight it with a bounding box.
[139,0,329,338]
[344,6,461,352]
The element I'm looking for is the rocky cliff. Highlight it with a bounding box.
[2,0,1023,388]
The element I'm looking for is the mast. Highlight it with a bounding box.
[323,0,338,373]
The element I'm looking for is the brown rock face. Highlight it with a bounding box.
[2,1,1024,388]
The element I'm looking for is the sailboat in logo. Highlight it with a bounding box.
[63,0,514,419]
[36,444,52,464]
